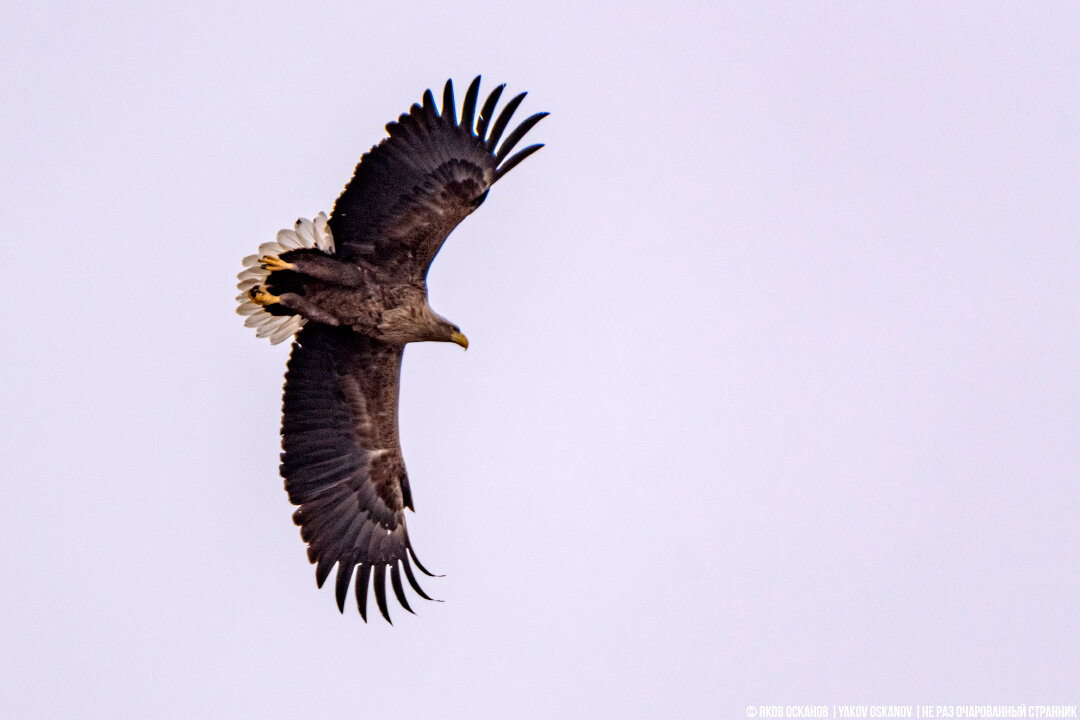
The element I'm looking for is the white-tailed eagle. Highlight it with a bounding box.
[235,77,545,622]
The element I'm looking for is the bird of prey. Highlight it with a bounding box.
[235,77,546,622]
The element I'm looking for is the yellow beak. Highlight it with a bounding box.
[450,331,469,350]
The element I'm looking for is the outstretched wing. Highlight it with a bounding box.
[328,76,547,279]
[281,324,436,622]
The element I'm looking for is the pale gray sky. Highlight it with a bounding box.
[3,2,1079,717]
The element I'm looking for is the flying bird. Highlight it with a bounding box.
[235,77,546,622]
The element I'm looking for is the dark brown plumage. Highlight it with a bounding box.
[235,77,545,622]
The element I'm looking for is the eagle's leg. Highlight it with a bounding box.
[274,292,342,326]
[248,285,341,326]
[268,249,367,288]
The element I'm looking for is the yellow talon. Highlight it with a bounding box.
[260,255,294,272]
[249,286,281,306]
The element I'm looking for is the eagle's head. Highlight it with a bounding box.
[376,303,468,349]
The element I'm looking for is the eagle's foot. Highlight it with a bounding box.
[248,286,281,306]
[259,255,294,273]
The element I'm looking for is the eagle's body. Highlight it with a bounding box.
[235,77,545,622]
[263,254,444,342]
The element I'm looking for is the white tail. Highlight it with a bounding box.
[236,213,335,345]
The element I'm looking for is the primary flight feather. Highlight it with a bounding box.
[235,77,546,622]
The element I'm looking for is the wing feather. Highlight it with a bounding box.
[460,76,481,132]
[495,143,546,183]
[355,563,372,621]
[402,555,435,601]
[441,79,456,125]
[329,77,546,279]
[373,564,391,624]
[335,560,355,613]
[390,563,415,614]
[476,83,504,140]
[495,112,550,165]
[484,91,527,151]
[408,546,439,577]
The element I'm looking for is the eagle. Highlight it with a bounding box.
[235,77,546,622]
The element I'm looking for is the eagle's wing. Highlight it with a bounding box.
[328,77,547,279]
[281,324,435,622]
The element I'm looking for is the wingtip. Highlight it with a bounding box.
[461,75,482,132]
[493,142,545,183]
[408,546,442,577]
[373,564,392,624]
[335,562,353,613]
[422,89,437,115]
[315,558,333,588]
[402,555,436,602]
[485,91,528,151]
[356,563,372,622]
[476,83,506,140]
[442,79,457,125]
[494,111,550,166]
[390,563,416,615]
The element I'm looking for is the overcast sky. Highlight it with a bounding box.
[3,2,1079,717]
